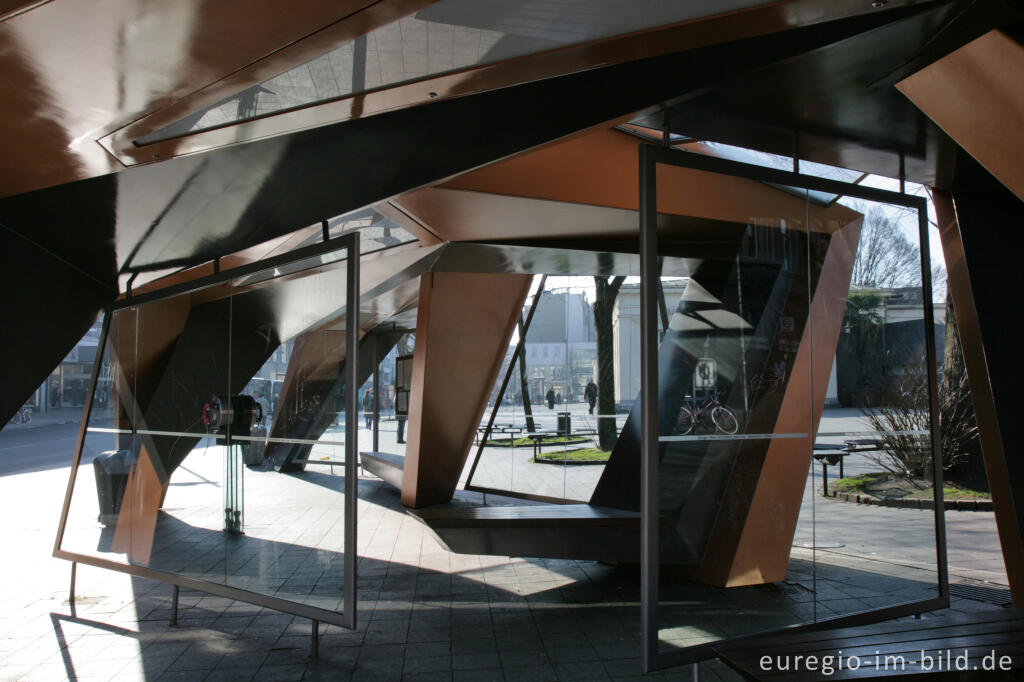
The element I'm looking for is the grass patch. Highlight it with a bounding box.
[485,435,589,447]
[535,448,610,463]
[834,472,989,500]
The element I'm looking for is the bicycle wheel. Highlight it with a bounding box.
[711,406,739,434]
[674,406,695,435]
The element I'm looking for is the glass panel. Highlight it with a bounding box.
[59,310,138,561]
[654,161,816,652]
[60,242,359,619]
[467,267,633,503]
[269,206,418,269]
[806,196,940,619]
[125,285,232,582]
[224,254,351,611]
[137,0,775,144]
[466,274,531,495]
[649,155,942,662]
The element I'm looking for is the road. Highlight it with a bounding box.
[0,423,84,476]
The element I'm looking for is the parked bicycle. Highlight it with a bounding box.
[9,405,32,425]
[673,391,738,435]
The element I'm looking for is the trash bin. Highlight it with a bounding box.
[93,450,134,526]
[557,411,571,436]
[244,424,267,466]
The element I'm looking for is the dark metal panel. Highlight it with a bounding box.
[0,175,118,423]
[633,0,1020,188]
[947,151,1024,604]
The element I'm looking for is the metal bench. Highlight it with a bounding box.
[408,503,693,564]
[524,430,560,459]
[812,439,886,496]
[360,451,404,490]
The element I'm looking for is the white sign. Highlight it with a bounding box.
[695,358,717,389]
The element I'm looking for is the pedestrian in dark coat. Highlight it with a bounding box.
[584,380,598,415]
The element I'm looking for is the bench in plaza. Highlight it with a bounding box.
[812,439,885,495]
[360,451,404,490]
[408,503,690,563]
[712,607,1024,680]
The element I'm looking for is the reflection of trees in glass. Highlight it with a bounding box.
[837,291,884,406]
[862,364,934,480]
[863,357,971,482]
[941,296,984,490]
[860,297,981,488]
[850,206,920,288]
[593,276,625,451]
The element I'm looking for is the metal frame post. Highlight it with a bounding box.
[920,199,949,601]
[372,336,380,453]
[639,144,660,672]
[344,235,360,630]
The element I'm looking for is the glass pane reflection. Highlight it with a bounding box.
[59,246,356,618]
[654,168,815,651]
[467,270,634,504]
[649,159,943,659]
[138,0,773,144]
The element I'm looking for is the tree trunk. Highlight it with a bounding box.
[593,276,625,451]
[517,319,536,433]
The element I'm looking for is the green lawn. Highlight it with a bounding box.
[834,472,989,500]
[534,447,610,463]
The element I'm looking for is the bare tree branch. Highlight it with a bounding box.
[850,206,921,288]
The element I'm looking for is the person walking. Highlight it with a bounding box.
[362,389,374,430]
[545,388,556,410]
[584,379,598,415]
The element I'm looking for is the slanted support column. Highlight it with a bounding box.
[402,272,532,508]
[934,175,1024,604]
[694,219,862,587]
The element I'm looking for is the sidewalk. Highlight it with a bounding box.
[0,409,1011,681]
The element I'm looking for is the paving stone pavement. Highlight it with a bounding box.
[0,415,1010,682]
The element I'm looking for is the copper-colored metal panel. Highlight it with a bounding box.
[695,219,862,587]
[107,0,931,167]
[395,130,858,242]
[375,201,444,246]
[0,0,428,197]
[401,272,532,508]
[110,446,167,566]
[898,30,1024,203]
[934,189,1024,602]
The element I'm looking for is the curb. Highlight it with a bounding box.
[831,490,994,511]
